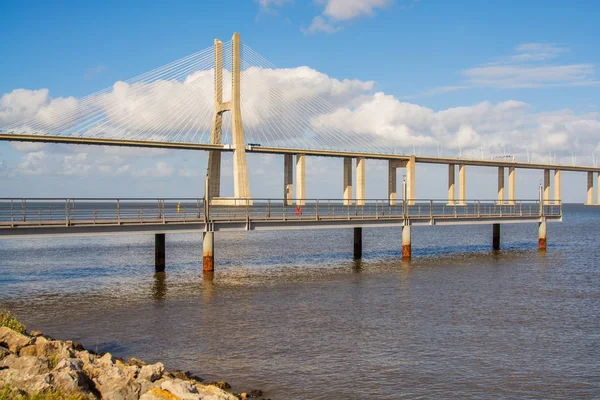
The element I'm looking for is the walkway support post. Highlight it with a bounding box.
[587,171,594,205]
[508,167,516,205]
[343,157,352,206]
[538,219,547,250]
[458,164,466,205]
[296,154,305,206]
[497,167,505,205]
[356,157,365,206]
[448,164,455,205]
[388,161,397,206]
[203,231,214,271]
[284,154,293,206]
[554,170,561,205]
[155,233,165,272]
[492,224,500,250]
[402,224,411,259]
[354,227,362,259]
[597,172,600,206]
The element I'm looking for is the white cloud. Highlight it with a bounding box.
[420,43,599,95]
[303,0,395,34]
[0,89,50,126]
[257,0,292,12]
[134,161,175,177]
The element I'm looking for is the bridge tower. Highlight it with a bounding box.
[207,33,251,203]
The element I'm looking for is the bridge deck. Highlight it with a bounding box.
[0,198,561,238]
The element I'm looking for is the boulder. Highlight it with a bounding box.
[0,355,50,375]
[140,387,180,400]
[94,363,141,400]
[0,368,53,395]
[19,344,37,357]
[29,330,43,337]
[34,337,74,360]
[52,358,97,397]
[195,384,239,400]
[161,379,202,400]
[139,362,165,382]
[0,327,32,353]
[126,357,148,367]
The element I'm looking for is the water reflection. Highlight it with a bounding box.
[352,259,362,273]
[152,272,167,300]
[202,271,214,303]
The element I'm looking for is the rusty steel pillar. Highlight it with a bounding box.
[353,227,362,259]
[155,233,165,272]
[402,224,411,259]
[492,224,500,251]
[538,219,547,250]
[203,231,214,271]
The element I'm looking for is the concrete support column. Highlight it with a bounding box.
[284,154,293,206]
[155,233,165,272]
[402,225,411,259]
[296,154,305,206]
[406,156,416,205]
[508,167,516,205]
[448,164,455,205]
[554,170,561,205]
[458,164,466,205]
[388,161,397,206]
[597,172,600,205]
[356,157,365,206]
[343,157,353,206]
[492,224,500,251]
[587,171,594,205]
[543,169,551,203]
[354,227,362,259]
[497,167,505,205]
[538,220,547,250]
[203,231,214,272]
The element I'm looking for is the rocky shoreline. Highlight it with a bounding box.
[0,326,267,400]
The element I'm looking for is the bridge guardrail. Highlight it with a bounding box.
[0,198,560,227]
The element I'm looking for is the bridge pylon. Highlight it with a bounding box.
[207,33,251,205]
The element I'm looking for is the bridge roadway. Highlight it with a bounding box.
[1,133,600,173]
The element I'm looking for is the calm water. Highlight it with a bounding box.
[1,204,599,399]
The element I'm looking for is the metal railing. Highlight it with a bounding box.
[0,198,561,228]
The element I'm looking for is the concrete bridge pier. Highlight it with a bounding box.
[586,171,594,205]
[203,231,214,271]
[356,157,365,206]
[554,170,561,205]
[538,219,547,250]
[284,154,293,206]
[343,158,352,206]
[508,167,516,205]
[402,224,411,259]
[544,169,551,204]
[354,227,362,259]
[497,167,505,205]
[458,164,466,205]
[492,224,500,250]
[296,154,305,206]
[155,233,165,272]
[448,164,455,205]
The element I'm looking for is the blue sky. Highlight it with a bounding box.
[1,0,599,201]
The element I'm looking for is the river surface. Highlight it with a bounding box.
[1,204,599,399]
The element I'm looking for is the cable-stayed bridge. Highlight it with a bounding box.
[0,32,594,272]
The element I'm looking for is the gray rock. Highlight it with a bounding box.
[18,344,37,357]
[0,327,32,353]
[161,379,201,399]
[0,368,53,395]
[140,387,180,399]
[0,355,50,375]
[139,362,165,382]
[53,358,97,397]
[195,384,240,400]
[34,337,75,360]
[94,364,141,400]
[126,357,147,367]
